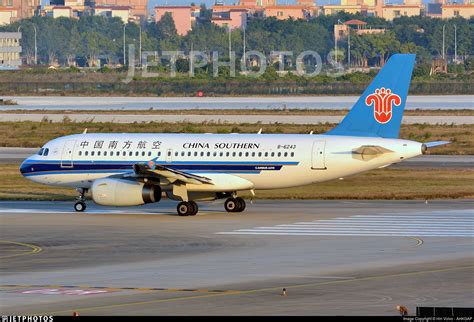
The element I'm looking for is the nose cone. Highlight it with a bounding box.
[19,158,31,177]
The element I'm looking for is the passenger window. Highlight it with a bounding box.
[175,151,178,157]
[226,152,230,157]
[213,152,217,157]
[188,151,191,156]
[200,152,204,157]
[85,151,89,156]
[104,151,107,156]
[91,151,95,156]
[245,152,249,157]
[157,151,160,157]
[117,151,120,156]
[271,152,275,157]
[123,151,126,156]
[142,151,145,156]
[220,152,223,157]
[258,152,262,157]
[207,152,210,157]
[194,152,198,157]
[98,151,101,156]
[148,151,152,157]
[181,151,185,156]
[291,152,294,157]
[265,152,268,157]
[239,152,242,157]
[284,152,288,157]
[79,151,82,156]
[278,152,281,157]
[252,152,255,157]
[232,152,236,157]
[129,151,133,156]
[135,151,139,156]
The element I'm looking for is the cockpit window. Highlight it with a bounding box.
[38,148,44,156]
[43,148,49,156]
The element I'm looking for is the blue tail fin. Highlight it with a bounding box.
[327,54,416,139]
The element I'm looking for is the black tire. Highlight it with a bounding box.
[177,202,191,216]
[189,201,199,216]
[224,198,238,213]
[74,201,86,212]
[235,197,246,212]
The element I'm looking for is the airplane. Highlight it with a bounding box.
[19,54,449,216]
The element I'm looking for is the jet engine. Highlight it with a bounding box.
[91,178,161,206]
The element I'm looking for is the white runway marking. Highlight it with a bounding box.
[217,210,474,238]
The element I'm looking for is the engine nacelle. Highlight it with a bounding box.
[91,178,161,206]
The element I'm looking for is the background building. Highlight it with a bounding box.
[0,31,21,70]
[154,6,200,36]
[0,0,40,24]
[92,0,147,21]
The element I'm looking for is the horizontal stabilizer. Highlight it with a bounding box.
[424,141,451,148]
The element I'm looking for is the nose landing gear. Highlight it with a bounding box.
[74,188,88,212]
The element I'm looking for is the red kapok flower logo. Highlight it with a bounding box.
[365,87,401,124]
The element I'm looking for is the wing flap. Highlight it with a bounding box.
[132,162,214,185]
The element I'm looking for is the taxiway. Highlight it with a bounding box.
[0,199,473,315]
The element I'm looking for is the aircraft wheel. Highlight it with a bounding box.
[74,201,86,212]
[177,201,192,216]
[224,198,238,213]
[235,197,246,212]
[189,201,199,216]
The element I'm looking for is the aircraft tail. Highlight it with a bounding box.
[327,54,416,139]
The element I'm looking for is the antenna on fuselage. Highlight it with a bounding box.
[309,131,313,135]
[83,128,88,134]
[257,128,262,134]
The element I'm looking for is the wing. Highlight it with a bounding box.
[130,162,214,186]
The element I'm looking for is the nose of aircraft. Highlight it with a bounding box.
[19,157,31,177]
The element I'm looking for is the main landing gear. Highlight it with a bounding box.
[74,188,87,212]
[224,197,246,213]
[177,201,199,216]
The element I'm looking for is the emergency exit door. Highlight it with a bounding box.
[311,140,326,170]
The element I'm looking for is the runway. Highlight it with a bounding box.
[1,199,473,315]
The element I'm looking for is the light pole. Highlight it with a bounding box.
[33,24,37,65]
[335,19,343,65]
[454,24,457,63]
[228,25,232,60]
[139,24,142,67]
[17,24,37,65]
[123,24,127,66]
[442,24,445,60]
[347,25,351,66]
[243,26,246,69]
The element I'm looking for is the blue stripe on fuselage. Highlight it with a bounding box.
[20,160,298,176]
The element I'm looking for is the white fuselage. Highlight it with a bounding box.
[20,133,423,192]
